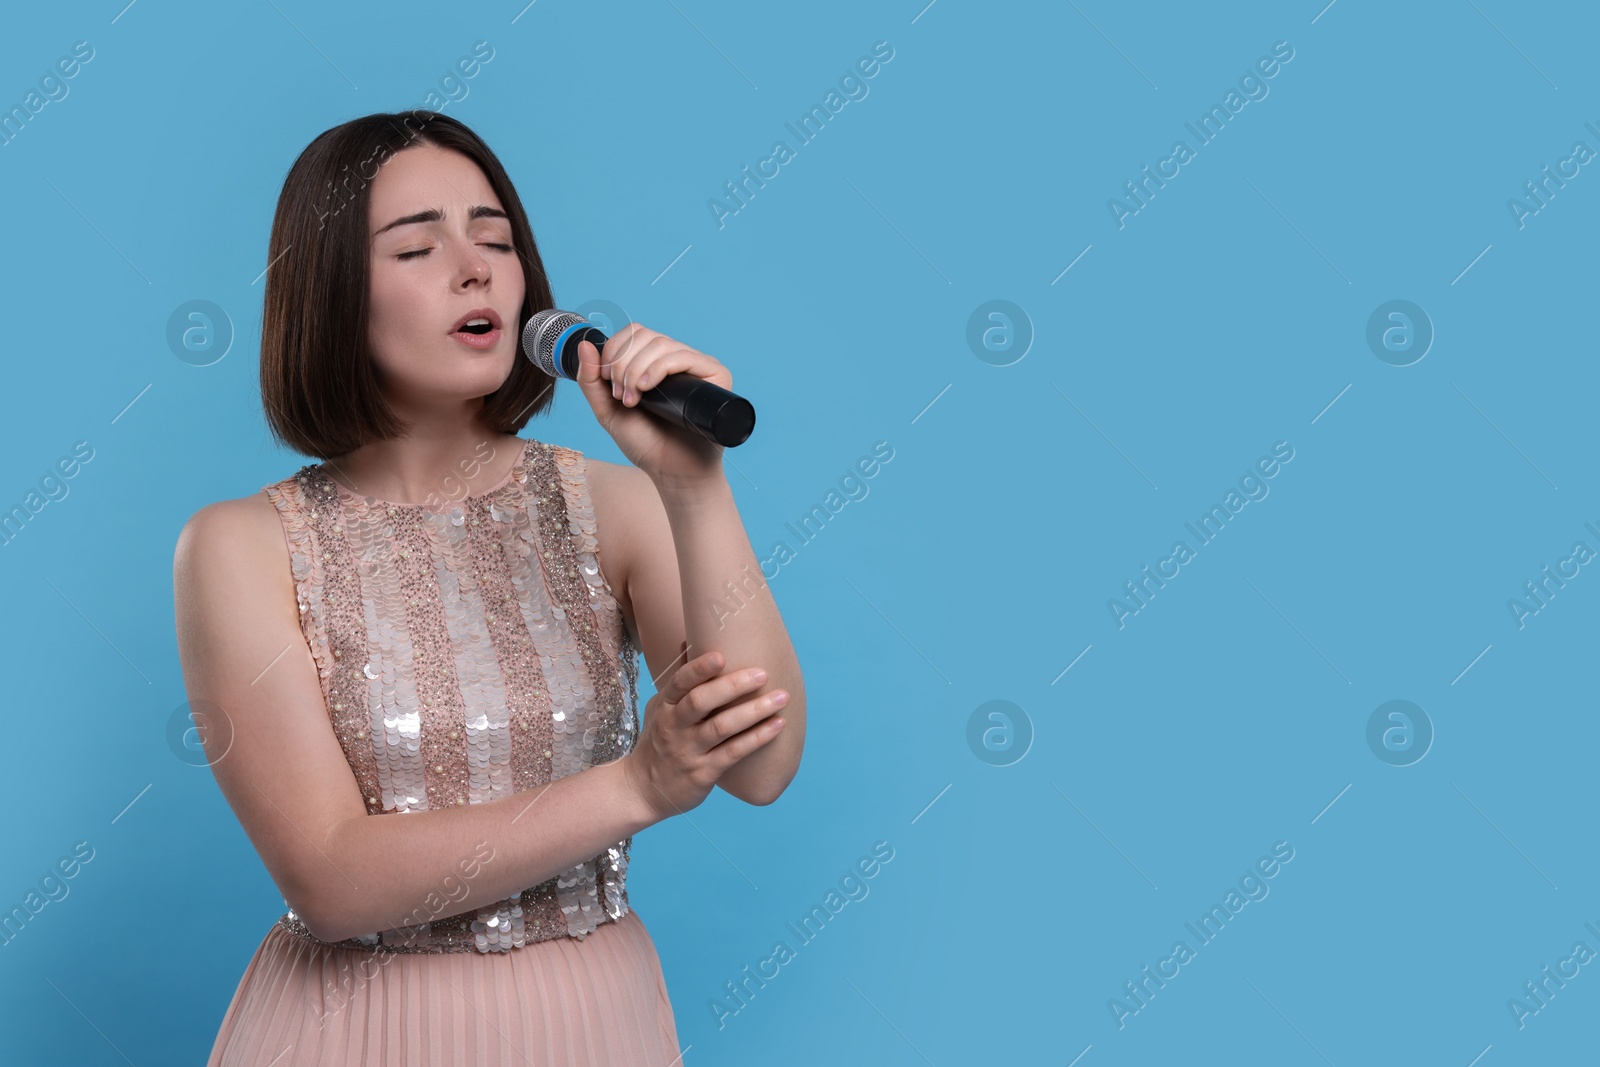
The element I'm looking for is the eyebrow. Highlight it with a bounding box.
[373,204,510,238]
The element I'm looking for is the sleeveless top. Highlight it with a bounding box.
[259,437,641,954]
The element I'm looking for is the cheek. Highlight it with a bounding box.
[366,266,433,359]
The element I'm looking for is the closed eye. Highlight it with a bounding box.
[397,243,515,261]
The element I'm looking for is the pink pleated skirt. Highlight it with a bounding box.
[206,910,682,1066]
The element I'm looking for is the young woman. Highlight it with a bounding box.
[173,110,805,1065]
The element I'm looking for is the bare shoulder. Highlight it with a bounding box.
[582,456,667,545]
[175,491,286,569]
[582,455,653,514]
[173,491,296,620]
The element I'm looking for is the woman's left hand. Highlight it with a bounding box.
[574,323,728,488]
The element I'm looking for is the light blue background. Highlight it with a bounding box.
[1,0,1595,1063]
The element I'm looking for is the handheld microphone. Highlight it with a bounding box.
[521,309,756,448]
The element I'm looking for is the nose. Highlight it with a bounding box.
[457,241,492,286]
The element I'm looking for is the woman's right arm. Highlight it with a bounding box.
[171,494,773,943]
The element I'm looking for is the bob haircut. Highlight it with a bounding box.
[260,109,557,460]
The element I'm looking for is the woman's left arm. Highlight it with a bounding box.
[608,468,804,807]
[576,324,805,807]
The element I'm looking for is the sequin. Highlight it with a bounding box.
[259,438,639,954]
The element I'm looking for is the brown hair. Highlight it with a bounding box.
[260,109,556,460]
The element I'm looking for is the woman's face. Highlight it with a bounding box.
[365,142,526,417]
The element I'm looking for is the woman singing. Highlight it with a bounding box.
[173,110,805,1065]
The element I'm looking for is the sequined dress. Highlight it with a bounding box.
[206,437,682,1066]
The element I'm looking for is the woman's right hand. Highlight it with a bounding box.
[620,647,789,820]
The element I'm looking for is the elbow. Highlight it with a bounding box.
[719,709,803,806]
[750,730,804,806]
[300,911,343,944]
[289,888,349,943]
[717,778,782,807]
[280,862,356,943]
[300,898,378,944]
[288,821,372,942]
[737,767,799,807]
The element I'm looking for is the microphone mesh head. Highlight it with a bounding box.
[522,309,584,377]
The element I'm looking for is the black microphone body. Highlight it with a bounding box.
[522,310,756,448]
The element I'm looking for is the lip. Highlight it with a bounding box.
[448,307,503,334]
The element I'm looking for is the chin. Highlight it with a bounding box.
[450,346,514,375]
[475,361,517,391]
[406,365,512,400]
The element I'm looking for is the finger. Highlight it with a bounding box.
[668,650,724,698]
[681,667,772,721]
[698,687,789,745]
[596,324,640,380]
[609,322,654,359]
[620,346,685,405]
[626,349,727,405]
[658,649,724,706]
[601,324,655,386]
[613,336,678,403]
[576,338,604,386]
[573,338,618,417]
[706,710,787,769]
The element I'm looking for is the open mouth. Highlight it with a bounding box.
[450,309,504,337]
